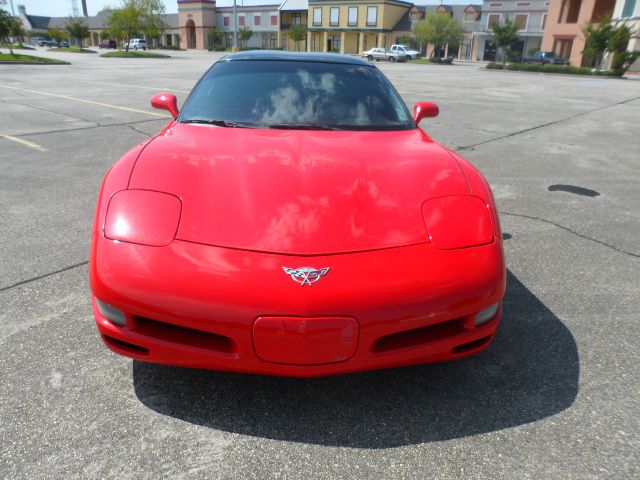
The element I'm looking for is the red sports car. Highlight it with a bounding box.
[90,51,505,377]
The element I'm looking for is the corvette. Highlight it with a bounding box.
[90,51,506,377]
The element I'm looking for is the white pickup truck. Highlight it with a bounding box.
[389,44,420,60]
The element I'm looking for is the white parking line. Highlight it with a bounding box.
[0,133,48,152]
[0,85,169,117]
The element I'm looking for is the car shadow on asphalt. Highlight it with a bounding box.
[132,270,579,448]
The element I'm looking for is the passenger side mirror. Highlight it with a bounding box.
[413,102,439,124]
[151,93,179,118]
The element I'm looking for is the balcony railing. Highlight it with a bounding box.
[281,23,307,30]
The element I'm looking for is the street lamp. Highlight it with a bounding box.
[233,0,237,50]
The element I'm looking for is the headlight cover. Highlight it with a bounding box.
[104,189,181,247]
[422,195,493,250]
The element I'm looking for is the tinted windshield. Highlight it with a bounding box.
[179,60,414,131]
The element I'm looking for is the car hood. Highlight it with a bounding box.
[129,123,469,255]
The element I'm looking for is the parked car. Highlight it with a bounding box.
[125,38,147,51]
[31,36,45,46]
[100,39,117,49]
[361,47,407,63]
[522,51,568,65]
[43,39,58,47]
[389,44,420,60]
[59,40,69,48]
[90,51,506,377]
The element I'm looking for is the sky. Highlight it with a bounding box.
[6,0,479,17]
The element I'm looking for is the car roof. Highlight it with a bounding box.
[221,50,372,66]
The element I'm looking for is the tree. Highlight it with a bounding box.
[413,12,465,58]
[9,15,25,47]
[107,0,167,51]
[238,27,252,49]
[289,24,306,52]
[490,16,520,66]
[0,9,13,54]
[65,16,89,47]
[398,33,412,46]
[582,15,612,69]
[608,23,638,74]
[48,27,67,44]
[208,27,223,48]
[583,16,639,73]
[584,19,639,73]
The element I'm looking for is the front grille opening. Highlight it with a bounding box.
[372,318,466,354]
[133,316,237,355]
[452,336,491,354]
[103,335,149,355]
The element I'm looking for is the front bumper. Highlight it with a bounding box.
[91,238,505,377]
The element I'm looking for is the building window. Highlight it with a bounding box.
[487,14,501,28]
[515,14,528,30]
[292,12,302,25]
[254,15,261,26]
[366,6,378,26]
[541,13,547,29]
[622,0,636,17]
[328,34,341,52]
[330,7,339,26]
[239,16,245,26]
[313,7,322,26]
[558,0,581,24]
[348,6,358,26]
[224,16,229,27]
[516,2,531,6]
[271,15,277,26]
[489,2,503,7]
[464,12,475,22]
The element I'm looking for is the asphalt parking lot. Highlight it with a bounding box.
[1,49,639,479]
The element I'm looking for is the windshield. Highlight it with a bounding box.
[179,60,415,131]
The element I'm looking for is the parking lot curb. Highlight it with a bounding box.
[0,61,71,65]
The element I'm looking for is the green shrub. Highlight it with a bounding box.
[486,62,621,76]
[430,56,453,64]
[156,45,185,51]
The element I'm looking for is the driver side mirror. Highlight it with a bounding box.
[151,93,179,118]
[413,102,439,124]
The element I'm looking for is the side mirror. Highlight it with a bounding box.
[413,102,439,124]
[151,93,179,118]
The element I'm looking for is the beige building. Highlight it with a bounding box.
[306,0,413,53]
[541,0,616,66]
[179,0,216,49]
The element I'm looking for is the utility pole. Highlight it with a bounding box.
[233,0,237,50]
[81,0,88,17]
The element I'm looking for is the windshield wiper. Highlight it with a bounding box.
[181,119,258,128]
[267,123,340,131]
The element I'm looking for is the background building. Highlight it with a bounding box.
[475,0,549,61]
[541,0,615,65]
[16,4,180,48]
[215,4,279,49]
[306,0,414,53]
[279,0,309,51]
[392,4,485,61]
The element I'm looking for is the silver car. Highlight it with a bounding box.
[361,48,406,63]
